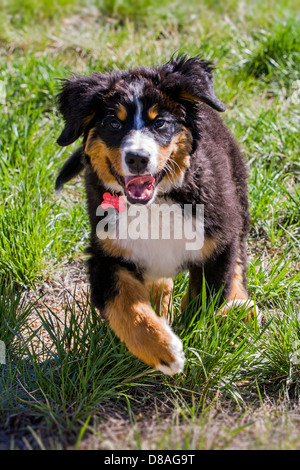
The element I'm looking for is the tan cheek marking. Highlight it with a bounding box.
[85,131,123,184]
[104,269,176,369]
[157,128,193,183]
[148,104,159,121]
[116,105,127,122]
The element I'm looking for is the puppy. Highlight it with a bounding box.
[55,55,252,375]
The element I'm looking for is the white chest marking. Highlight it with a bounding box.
[112,200,205,280]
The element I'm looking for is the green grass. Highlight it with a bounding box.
[236,20,300,85]
[0,0,300,450]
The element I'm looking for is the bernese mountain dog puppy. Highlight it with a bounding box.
[55,55,253,375]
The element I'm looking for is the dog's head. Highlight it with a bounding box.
[57,55,225,205]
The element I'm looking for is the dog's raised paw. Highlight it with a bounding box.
[156,321,185,376]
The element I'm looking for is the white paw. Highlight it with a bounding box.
[156,320,185,376]
[225,299,254,309]
[225,299,263,324]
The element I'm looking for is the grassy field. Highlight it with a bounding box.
[0,0,299,450]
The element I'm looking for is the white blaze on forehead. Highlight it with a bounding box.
[133,96,144,130]
[121,130,159,175]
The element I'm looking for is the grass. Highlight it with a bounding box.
[236,20,300,86]
[0,0,300,450]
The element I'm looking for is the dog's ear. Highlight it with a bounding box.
[158,55,226,112]
[56,74,108,146]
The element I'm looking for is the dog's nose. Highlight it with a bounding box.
[125,151,150,174]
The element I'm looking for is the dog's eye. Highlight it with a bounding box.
[109,119,122,130]
[102,116,122,130]
[154,118,165,129]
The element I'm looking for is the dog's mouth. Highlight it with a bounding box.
[123,175,157,204]
[109,162,165,204]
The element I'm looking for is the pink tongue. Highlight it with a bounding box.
[125,175,155,201]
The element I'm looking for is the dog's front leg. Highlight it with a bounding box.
[103,268,184,375]
[146,278,173,319]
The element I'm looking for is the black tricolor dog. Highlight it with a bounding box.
[55,55,252,375]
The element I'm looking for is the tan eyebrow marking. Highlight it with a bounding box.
[116,104,127,121]
[179,91,199,102]
[148,104,159,121]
